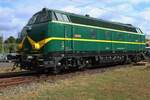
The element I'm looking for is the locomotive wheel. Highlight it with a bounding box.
[78,64,86,71]
[52,66,62,74]
[124,56,132,64]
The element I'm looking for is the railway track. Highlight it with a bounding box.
[0,76,33,88]
[0,61,147,89]
[0,71,38,78]
[0,71,42,88]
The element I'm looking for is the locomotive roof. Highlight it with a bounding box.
[48,8,136,29]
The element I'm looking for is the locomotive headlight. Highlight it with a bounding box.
[57,62,61,66]
[18,44,22,49]
[86,60,89,64]
[27,56,33,59]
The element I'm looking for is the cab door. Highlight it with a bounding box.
[64,25,72,52]
[54,12,73,52]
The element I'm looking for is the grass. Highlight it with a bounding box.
[0,66,14,73]
[0,63,23,73]
[0,66,21,73]
[1,64,150,100]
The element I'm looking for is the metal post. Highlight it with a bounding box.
[2,33,4,54]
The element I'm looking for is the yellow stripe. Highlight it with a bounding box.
[51,21,145,35]
[18,37,25,49]
[50,37,145,45]
[23,36,145,50]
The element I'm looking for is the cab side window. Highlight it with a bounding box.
[28,14,38,25]
[62,14,69,22]
[55,12,64,21]
[52,12,57,21]
[136,28,143,34]
[54,12,70,22]
[36,11,49,23]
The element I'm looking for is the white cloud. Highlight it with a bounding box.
[111,16,135,24]
[139,8,150,21]
[0,0,150,38]
[129,0,150,5]
[62,5,81,13]
[84,7,107,17]
[69,0,87,3]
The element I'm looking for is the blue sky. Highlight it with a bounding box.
[0,0,150,39]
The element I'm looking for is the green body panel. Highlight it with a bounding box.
[21,21,145,54]
[41,22,145,54]
[30,22,48,41]
[48,23,64,51]
[64,25,72,51]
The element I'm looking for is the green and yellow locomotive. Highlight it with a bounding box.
[18,8,146,73]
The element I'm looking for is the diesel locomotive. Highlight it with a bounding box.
[17,8,146,73]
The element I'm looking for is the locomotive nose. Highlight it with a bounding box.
[32,43,40,50]
[26,36,40,50]
[26,26,32,32]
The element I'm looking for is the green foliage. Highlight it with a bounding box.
[4,36,17,53]
[4,36,16,43]
[0,36,3,53]
[0,36,17,53]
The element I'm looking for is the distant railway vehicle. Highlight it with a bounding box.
[0,54,7,62]
[145,47,150,58]
[0,53,18,63]
[17,8,146,73]
[7,53,18,62]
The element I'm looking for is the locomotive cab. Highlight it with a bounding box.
[18,8,51,51]
[17,8,53,70]
[18,8,71,52]
[17,8,72,71]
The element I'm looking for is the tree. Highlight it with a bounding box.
[4,36,16,44]
[0,36,3,53]
[4,36,17,53]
